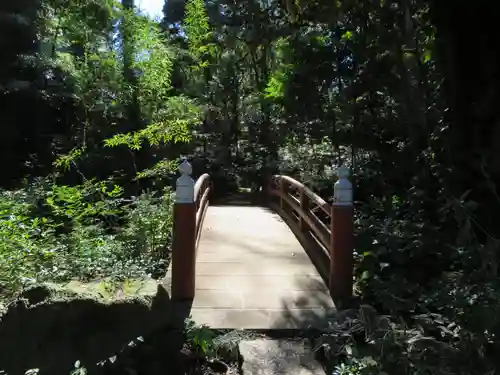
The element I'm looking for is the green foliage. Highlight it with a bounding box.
[125,11,175,114]
[136,159,178,180]
[0,0,202,309]
[265,71,287,99]
[99,11,203,178]
[2,0,500,373]
[104,121,191,150]
[121,191,174,256]
[45,181,122,222]
[184,318,216,357]
[184,318,249,360]
[265,38,294,100]
[41,0,202,182]
[53,148,85,171]
[0,179,173,301]
[278,136,341,192]
[0,190,54,296]
[183,0,214,62]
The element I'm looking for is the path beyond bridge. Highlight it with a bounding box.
[166,162,354,330]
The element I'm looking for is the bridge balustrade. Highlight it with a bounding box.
[170,161,354,302]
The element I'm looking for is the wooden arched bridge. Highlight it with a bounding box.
[166,160,354,329]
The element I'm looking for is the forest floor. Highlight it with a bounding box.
[95,327,243,375]
[96,328,330,375]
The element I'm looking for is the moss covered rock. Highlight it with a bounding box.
[0,277,178,375]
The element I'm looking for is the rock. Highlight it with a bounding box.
[238,339,326,375]
[0,277,178,375]
[206,358,229,373]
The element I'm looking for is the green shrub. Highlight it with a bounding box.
[0,180,174,301]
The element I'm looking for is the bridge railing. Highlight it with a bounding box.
[171,160,211,301]
[194,173,211,248]
[265,167,354,300]
[170,159,353,302]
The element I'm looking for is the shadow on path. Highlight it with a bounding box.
[210,191,263,207]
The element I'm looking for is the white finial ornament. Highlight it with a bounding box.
[179,159,192,176]
[334,165,352,206]
[176,160,194,203]
[337,165,349,179]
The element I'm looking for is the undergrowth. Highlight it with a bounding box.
[322,198,500,374]
[0,177,173,302]
[277,149,500,375]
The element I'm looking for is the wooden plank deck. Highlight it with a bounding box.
[166,203,336,329]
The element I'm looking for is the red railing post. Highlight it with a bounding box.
[171,160,196,301]
[329,166,354,300]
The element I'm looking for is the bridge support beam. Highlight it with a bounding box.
[171,160,196,301]
[329,166,354,301]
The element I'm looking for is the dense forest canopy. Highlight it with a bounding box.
[1,0,500,373]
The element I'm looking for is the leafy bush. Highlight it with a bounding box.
[277,136,350,196]
[0,189,55,297]
[326,162,500,374]
[0,179,174,301]
[273,142,500,374]
[316,299,499,375]
[120,190,174,259]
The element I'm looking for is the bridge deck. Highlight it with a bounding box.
[167,201,336,329]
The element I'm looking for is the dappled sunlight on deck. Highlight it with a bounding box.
[168,205,335,329]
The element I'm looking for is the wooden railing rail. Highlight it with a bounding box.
[171,161,211,301]
[194,173,211,248]
[266,168,354,300]
[267,175,332,251]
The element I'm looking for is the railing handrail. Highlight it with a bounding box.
[194,173,210,204]
[195,174,211,248]
[267,175,331,251]
[271,174,331,216]
[265,170,354,301]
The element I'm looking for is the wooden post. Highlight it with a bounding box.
[171,160,197,301]
[329,166,354,300]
